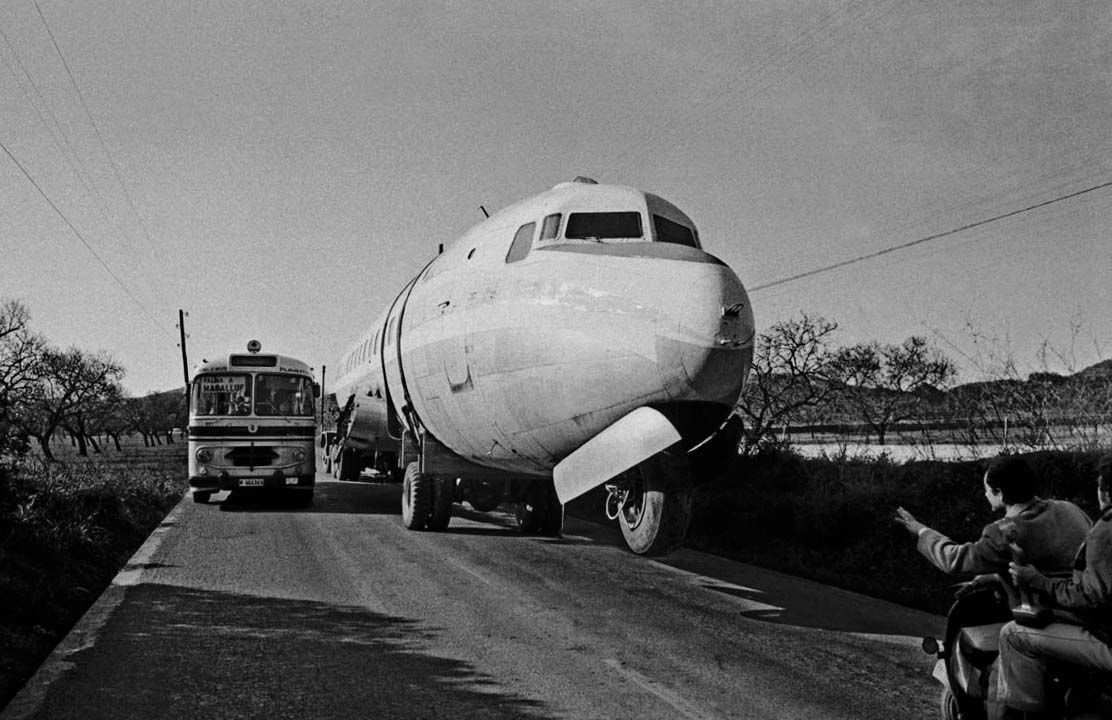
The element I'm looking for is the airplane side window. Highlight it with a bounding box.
[386,317,396,346]
[372,330,379,357]
[565,212,643,241]
[540,213,562,241]
[505,222,536,263]
[653,214,698,247]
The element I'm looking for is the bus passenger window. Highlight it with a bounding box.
[505,222,536,263]
[540,214,562,241]
[653,214,697,247]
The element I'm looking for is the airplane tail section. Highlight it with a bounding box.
[552,407,681,504]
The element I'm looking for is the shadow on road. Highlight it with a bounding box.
[30,583,557,720]
[656,553,944,638]
[218,480,402,516]
[562,509,944,638]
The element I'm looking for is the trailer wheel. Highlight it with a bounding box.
[466,480,502,512]
[337,448,360,482]
[427,476,453,531]
[401,462,431,530]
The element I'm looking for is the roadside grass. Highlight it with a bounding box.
[0,440,187,710]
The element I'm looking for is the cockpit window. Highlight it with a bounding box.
[540,214,561,241]
[565,212,643,241]
[654,214,697,247]
[506,222,535,263]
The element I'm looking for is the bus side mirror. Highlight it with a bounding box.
[313,382,321,398]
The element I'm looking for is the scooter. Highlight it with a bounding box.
[921,560,1112,720]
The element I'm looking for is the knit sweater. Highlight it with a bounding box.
[916,498,1092,575]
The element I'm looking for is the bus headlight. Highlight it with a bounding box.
[195,448,214,463]
[292,448,306,461]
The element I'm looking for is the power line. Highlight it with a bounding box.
[32,1,173,310]
[0,24,142,282]
[750,179,1112,293]
[0,138,172,339]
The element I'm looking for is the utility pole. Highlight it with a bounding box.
[178,309,190,386]
[178,309,190,415]
[320,365,326,427]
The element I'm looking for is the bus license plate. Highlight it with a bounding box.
[285,478,298,486]
[240,478,264,487]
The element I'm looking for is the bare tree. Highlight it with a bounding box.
[13,347,125,460]
[0,300,46,453]
[737,312,839,453]
[829,336,956,445]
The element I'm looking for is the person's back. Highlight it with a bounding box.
[897,456,1092,576]
[1006,498,1092,573]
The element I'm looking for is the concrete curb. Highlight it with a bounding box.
[0,495,189,720]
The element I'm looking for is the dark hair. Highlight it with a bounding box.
[984,456,1038,505]
[1098,453,1112,492]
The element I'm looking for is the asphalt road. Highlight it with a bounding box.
[3,464,945,720]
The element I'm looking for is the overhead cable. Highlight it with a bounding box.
[32,1,173,310]
[751,179,1112,293]
[0,139,172,339]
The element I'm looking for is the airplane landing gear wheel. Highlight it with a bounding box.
[615,451,692,556]
[401,462,431,530]
[515,481,563,536]
[939,687,960,720]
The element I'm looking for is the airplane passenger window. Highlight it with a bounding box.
[654,215,697,247]
[565,212,643,241]
[386,317,396,346]
[540,214,562,241]
[505,222,536,263]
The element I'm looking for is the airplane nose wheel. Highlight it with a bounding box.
[605,452,693,556]
[604,476,645,530]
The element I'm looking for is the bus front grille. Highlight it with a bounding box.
[225,447,279,467]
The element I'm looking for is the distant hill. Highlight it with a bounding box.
[1076,358,1112,380]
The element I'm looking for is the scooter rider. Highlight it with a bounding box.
[997,453,1112,719]
[895,455,1091,575]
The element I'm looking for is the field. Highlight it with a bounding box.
[0,438,187,709]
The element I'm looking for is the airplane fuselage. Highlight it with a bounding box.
[331,179,754,551]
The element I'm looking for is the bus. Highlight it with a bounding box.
[187,340,320,505]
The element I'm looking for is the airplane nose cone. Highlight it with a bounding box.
[653,258,755,406]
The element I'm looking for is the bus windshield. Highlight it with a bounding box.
[191,373,314,417]
[192,374,252,416]
[254,374,315,417]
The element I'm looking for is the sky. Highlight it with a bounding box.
[1,1,1110,396]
